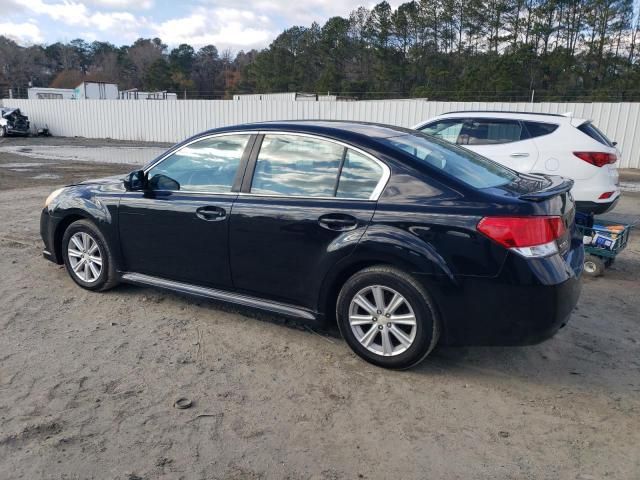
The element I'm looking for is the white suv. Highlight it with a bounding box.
[413,111,620,214]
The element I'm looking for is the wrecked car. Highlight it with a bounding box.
[0,108,30,137]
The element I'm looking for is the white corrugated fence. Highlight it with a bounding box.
[1,98,639,168]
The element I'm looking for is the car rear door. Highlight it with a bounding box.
[118,133,255,289]
[457,118,539,172]
[228,132,389,311]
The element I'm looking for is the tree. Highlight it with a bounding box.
[1,0,639,101]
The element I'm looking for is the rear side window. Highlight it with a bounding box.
[578,122,614,147]
[381,132,518,189]
[251,134,343,197]
[459,119,523,145]
[524,121,558,138]
[250,134,386,199]
[336,150,384,199]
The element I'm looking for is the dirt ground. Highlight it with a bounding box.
[0,138,639,480]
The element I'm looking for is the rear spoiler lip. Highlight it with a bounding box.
[519,175,574,201]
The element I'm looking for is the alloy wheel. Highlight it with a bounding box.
[348,285,417,356]
[67,232,103,283]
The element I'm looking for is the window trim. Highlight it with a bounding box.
[142,131,259,196]
[240,131,391,201]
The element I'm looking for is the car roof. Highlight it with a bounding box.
[209,120,414,139]
[424,111,587,125]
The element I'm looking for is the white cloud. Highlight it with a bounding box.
[89,11,140,31]
[1,0,405,50]
[0,20,44,44]
[198,0,392,27]
[85,0,153,9]
[152,8,276,50]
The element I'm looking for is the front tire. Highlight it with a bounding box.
[336,266,440,369]
[62,219,118,291]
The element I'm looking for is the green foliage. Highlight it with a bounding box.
[1,0,639,100]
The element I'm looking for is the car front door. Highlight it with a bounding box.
[228,133,389,311]
[118,133,255,289]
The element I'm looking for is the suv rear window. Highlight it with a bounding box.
[578,122,614,147]
[382,132,518,189]
[523,121,558,138]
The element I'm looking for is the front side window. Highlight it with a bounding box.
[250,134,344,197]
[459,119,523,145]
[147,134,251,192]
[381,132,518,189]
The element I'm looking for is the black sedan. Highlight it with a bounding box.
[41,121,583,369]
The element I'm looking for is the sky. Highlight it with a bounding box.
[0,0,389,52]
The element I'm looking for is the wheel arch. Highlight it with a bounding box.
[52,213,90,264]
[318,253,452,331]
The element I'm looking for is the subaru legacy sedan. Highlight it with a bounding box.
[41,121,583,369]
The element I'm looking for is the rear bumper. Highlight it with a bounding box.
[436,274,582,346]
[576,197,619,215]
[571,165,620,211]
[421,243,584,346]
[7,128,30,136]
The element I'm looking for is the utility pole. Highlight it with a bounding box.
[530,90,535,104]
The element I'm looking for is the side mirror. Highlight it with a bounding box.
[124,170,147,191]
[147,173,180,191]
[612,141,618,146]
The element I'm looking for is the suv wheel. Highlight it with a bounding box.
[336,266,440,369]
[62,219,118,291]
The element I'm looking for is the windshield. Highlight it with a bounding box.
[381,132,518,189]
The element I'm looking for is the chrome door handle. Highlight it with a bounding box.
[196,206,227,221]
[318,213,358,232]
[510,152,530,157]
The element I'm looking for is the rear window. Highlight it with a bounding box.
[578,122,614,147]
[382,133,518,189]
[523,121,558,138]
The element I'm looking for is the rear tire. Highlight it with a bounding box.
[62,219,118,291]
[336,266,440,369]
[583,255,605,277]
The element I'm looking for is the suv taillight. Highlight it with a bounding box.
[573,151,617,167]
[477,216,566,258]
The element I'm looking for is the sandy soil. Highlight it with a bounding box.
[0,139,639,479]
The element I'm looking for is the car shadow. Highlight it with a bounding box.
[108,283,639,396]
[412,331,639,396]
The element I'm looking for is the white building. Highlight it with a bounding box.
[233,92,338,101]
[74,82,119,100]
[119,89,177,100]
[28,87,76,100]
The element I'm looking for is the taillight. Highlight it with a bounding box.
[477,216,566,258]
[573,151,616,167]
